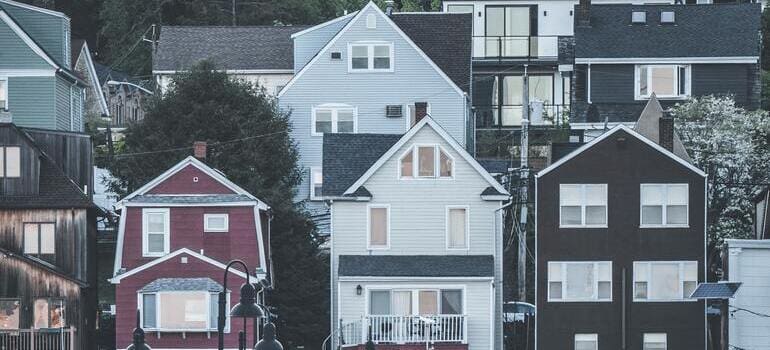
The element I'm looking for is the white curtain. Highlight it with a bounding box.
[391,291,412,315]
[448,209,467,248]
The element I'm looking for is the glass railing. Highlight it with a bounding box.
[473,36,560,60]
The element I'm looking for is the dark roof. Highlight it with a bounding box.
[338,255,495,277]
[153,25,310,71]
[477,159,509,175]
[571,102,648,124]
[70,38,85,68]
[322,133,402,197]
[482,186,507,197]
[391,13,472,93]
[139,277,225,293]
[575,4,760,59]
[128,194,254,204]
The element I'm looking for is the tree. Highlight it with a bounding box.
[105,61,329,348]
[763,8,770,71]
[670,96,770,273]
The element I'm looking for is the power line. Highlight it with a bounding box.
[731,305,770,318]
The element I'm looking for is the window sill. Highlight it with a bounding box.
[635,95,689,101]
[633,299,698,303]
[639,224,689,229]
[142,252,167,258]
[204,230,229,233]
[348,69,395,74]
[559,225,608,229]
[547,299,613,303]
[367,246,390,251]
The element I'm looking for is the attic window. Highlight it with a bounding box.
[366,14,377,29]
[632,11,646,24]
[399,145,453,179]
[660,11,675,24]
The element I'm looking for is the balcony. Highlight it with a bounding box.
[338,315,466,347]
[0,328,76,350]
[473,36,561,62]
[475,104,570,129]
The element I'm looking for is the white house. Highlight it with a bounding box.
[726,239,770,350]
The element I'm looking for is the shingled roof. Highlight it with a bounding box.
[391,12,472,93]
[339,255,495,277]
[323,133,402,197]
[153,25,310,71]
[575,3,760,59]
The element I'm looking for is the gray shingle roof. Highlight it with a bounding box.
[482,186,508,197]
[322,133,402,197]
[153,25,310,71]
[139,277,224,293]
[339,255,495,277]
[477,159,509,175]
[391,13,472,93]
[574,3,761,58]
[128,194,254,204]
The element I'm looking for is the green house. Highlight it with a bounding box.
[0,0,87,132]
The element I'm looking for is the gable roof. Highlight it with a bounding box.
[574,3,760,59]
[337,117,509,198]
[537,124,706,178]
[277,2,466,99]
[323,133,402,197]
[0,246,88,287]
[110,248,260,284]
[633,94,692,163]
[390,12,472,94]
[0,9,59,68]
[153,25,310,72]
[72,40,110,115]
[139,277,225,293]
[0,0,66,19]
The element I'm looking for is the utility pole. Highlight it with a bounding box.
[518,65,530,302]
[232,0,236,26]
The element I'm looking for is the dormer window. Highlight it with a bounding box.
[660,11,675,24]
[632,11,646,24]
[399,145,453,179]
[349,42,393,72]
[0,146,20,178]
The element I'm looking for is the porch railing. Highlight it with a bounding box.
[340,315,466,346]
[473,36,560,61]
[0,328,75,350]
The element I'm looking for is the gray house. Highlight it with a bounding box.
[278,2,472,234]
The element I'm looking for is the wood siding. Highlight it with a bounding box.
[4,76,57,130]
[536,129,706,350]
[0,125,39,196]
[146,164,236,195]
[25,128,93,196]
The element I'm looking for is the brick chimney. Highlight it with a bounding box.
[578,0,591,27]
[659,115,674,152]
[415,102,429,124]
[193,141,207,159]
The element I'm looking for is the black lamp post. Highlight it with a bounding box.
[255,322,283,350]
[219,260,264,350]
[127,310,151,350]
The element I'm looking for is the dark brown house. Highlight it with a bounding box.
[0,121,97,350]
[535,101,707,350]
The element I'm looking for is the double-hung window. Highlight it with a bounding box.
[310,167,323,200]
[312,105,356,136]
[203,213,228,232]
[142,208,170,257]
[399,145,453,179]
[633,261,698,301]
[23,223,55,256]
[349,42,393,72]
[643,333,667,350]
[0,146,21,178]
[0,78,7,110]
[446,206,469,249]
[548,261,612,302]
[640,184,688,227]
[636,65,690,100]
[575,334,598,350]
[140,292,226,331]
[0,299,20,330]
[33,298,65,329]
[560,184,607,227]
[368,205,390,249]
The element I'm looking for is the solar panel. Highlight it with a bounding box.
[690,282,742,299]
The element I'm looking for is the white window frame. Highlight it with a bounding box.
[23,222,55,255]
[310,104,358,137]
[367,204,390,250]
[310,167,323,200]
[633,261,698,302]
[348,42,394,73]
[575,333,598,350]
[142,208,170,257]
[643,333,667,350]
[547,261,613,302]
[445,205,470,250]
[404,102,431,131]
[203,213,229,232]
[0,77,8,110]
[0,146,21,178]
[640,183,689,228]
[559,184,608,228]
[398,144,455,180]
[138,291,230,332]
[634,64,691,100]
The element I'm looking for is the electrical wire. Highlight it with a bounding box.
[731,305,770,318]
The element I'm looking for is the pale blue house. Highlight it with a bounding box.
[278,2,473,233]
[0,0,87,132]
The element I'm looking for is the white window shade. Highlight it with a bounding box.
[204,214,228,232]
[549,261,612,301]
[641,184,688,227]
[368,206,389,248]
[560,184,607,227]
[575,334,598,350]
[159,292,207,330]
[447,207,468,249]
[634,261,698,301]
[24,224,39,254]
[4,147,20,178]
[40,223,55,254]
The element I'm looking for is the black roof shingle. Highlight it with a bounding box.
[323,133,402,197]
[339,255,495,277]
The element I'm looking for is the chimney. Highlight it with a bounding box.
[659,115,674,152]
[578,0,591,27]
[415,102,429,123]
[193,141,207,159]
[385,0,394,15]
[0,110,11,124]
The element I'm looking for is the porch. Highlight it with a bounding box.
[0,328,76,350]
[338,315,466,347]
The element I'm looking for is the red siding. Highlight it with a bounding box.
[147,164,236,195]
[115,253,254,349]
[121,206,262,272]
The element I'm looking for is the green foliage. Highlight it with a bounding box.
[762,70,770,111]
[105,62,328,348]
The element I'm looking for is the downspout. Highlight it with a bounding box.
[587,62,592,104]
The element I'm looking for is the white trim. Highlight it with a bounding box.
[0,76,7,110]
[363,285,468,317]
[724,238,770,249]
[482,195,510,201]
[537,124,706,178]
[77,41,110,116]
[632,261,699,302]
[203,213,229,232]
[110,248,260,284]
[404,102,431,131]
[546,261,613,302]
[569,122,636,130]
[290,11,358,39]
[339,276,493,282]
[558,184,608,228]
[347,41,394,73]
[397,143,455,180]
[309,166,323,200]
[0,0,67,18]
[0,69,56,77]
[124,201,259,208]
[639,183,690,228]
[445,205,470,251]
[112,209,128,277]
[141,208,170,257]
[253,206,268,274]
[575,57,759,64]
[634,64,691,100]
[310,104,358,137]
[344,117,509,195]
[277,3,464,99]
[0,11,60,69]
[138,291,231,333]
[153,69,293,75]
[366,204,390,250]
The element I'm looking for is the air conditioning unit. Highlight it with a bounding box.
[331,52,342,60]
[386,105,403,118]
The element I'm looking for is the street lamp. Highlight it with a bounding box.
[254,322,283,350]
[219,260,264,350]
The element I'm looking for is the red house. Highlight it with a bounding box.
[109,155,270,349]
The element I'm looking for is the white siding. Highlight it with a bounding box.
[728,240,770,350]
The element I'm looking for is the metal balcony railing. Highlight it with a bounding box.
[475,104,570,129]
[339,315,466,346]
[473,36,560,61]
[0,328,75,350]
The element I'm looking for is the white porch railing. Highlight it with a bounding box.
[340,315,466,346]
[0,328,75,350]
